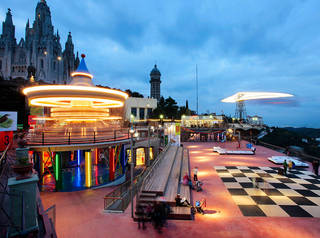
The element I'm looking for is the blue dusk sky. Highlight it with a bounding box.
[1,0,320,128]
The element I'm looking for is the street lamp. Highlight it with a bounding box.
[129,127,138,218]
[57,56,61,83]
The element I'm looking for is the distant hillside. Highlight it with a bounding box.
[284,127,320,138]
[260,127,320,157]
[261,128,303,147]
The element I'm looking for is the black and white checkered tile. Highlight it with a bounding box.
[214,166,320,217]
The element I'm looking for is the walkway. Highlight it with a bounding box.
[40,141,320,238]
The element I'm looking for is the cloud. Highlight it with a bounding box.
[1,0,320,127]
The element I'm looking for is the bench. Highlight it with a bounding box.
[179,149,191,205]
[142,146,178,195]
[162,147,183,205]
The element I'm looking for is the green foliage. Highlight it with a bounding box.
[285,127,320,138]
[150,96,194,120]
[125,89,144,98]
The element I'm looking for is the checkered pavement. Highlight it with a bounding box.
[214,166,320,217]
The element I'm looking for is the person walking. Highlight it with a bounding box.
[312,159,319,176]
[152,201,163,233]
[283,160,288,176]
[193,167,198,181]
[136,205,146,230]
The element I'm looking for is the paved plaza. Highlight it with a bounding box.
[41,141,320,238]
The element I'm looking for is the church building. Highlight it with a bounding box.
[0,0,79,84]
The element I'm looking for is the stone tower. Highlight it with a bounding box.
[150,64,161,101]
[0,0,77,84]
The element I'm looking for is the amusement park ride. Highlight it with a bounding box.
[222,92,294,121]
[23,54,128,123]
[21,55,136,191]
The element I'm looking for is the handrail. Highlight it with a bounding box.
[104,141,169,212]
[258,141,320,162]
[0,139,12,165]
[139,143,171,193]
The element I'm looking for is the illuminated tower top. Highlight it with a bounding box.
[70,54,94,86]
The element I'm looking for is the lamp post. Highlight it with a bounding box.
[147,125,154,167]
[57,56,61,84]
[158,124,162,146]
[129,127,138,219]
[129,127,134,218]
[159,114,164,125]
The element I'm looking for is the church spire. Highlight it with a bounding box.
[1,8,15,41]
[5,8,13,25]
[35,0,53,37]
[56,29,60,42]
[65,32,74,54]
[66,32,72,43]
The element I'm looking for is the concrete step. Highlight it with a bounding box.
[139,192,157,198]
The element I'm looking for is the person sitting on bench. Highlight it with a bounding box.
[182,173,194,189]
[175,194,190,207]
[195,180,203,192]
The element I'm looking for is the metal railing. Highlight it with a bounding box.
[104,170,145,212]
[27,128,131,146]
[44,204,56,229]
[257,141,285,152]
[27,126,159,146]
[258,141,320,162]
[0,140,15,236]
[103,143,171,212]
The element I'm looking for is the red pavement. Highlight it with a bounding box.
[41,141,320,238]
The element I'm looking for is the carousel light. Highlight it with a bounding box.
[70,72,94,79]
[23,53,128,122]
[23,85,128,99]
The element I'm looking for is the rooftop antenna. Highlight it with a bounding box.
[196,64,199,115]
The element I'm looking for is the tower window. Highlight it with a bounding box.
[53,61,56,71]
[40,59,44,69]
[0,60,2,70]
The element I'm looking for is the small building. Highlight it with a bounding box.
[124,97,157,122]
[247,115,263,126]
[181,115,225,128]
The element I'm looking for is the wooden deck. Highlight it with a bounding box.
[138,145,192,220]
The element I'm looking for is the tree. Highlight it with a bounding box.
[164,97,178,119]
[125,89,144,98]
[150,96,192,120]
